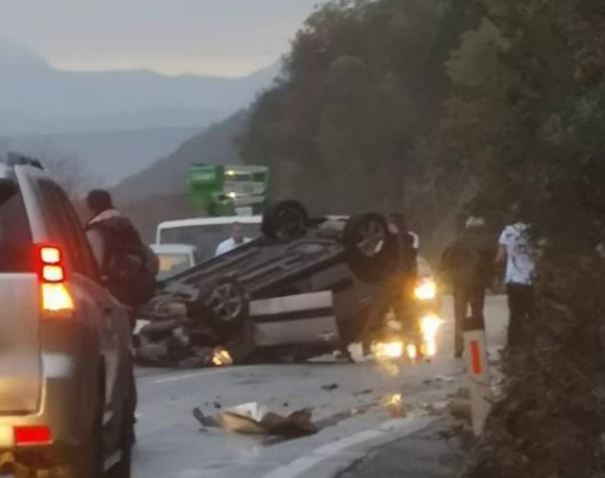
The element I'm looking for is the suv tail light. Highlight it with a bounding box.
[37,245,74,315]
[14,426,53,446]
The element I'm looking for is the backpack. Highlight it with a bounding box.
[441,231,496,288]
[88,215,158,307]
[439,240,481,287]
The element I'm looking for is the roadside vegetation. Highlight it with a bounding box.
[241,0,605,476]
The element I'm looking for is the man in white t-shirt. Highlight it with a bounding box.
[496,219,536,349]
[215,222,251,256]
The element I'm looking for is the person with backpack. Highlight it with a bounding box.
[85,189,159,323]
[439,216,496,358]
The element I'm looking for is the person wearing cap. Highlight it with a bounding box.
[439,216,496,358]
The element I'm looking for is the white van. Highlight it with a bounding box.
[156,216,262,262]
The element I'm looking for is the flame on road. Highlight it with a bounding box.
[371,341,402,376]
[420,315,443,358]
[413,279,437,301]
[406,343,418,360]
[212,348,233,367]
[372,341,404,360]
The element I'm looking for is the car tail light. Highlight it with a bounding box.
[37,245,74,315]
[14,426,53,446]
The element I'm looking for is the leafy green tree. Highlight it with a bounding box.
[240,0,462,213]
[442,2,605,476]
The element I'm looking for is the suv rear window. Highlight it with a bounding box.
[0,180,33,272]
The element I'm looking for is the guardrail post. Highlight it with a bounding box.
[464,315,492,436]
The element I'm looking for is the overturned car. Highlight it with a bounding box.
[136,201,438,365]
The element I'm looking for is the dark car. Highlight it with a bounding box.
[139,201,402,362]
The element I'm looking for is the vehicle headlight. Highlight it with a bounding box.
[414,279,437,301]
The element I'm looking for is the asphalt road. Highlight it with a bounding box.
[132,295,508,478]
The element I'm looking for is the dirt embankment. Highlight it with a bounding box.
[464,253,605,478]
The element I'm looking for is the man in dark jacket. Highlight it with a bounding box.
[388,213,419,326]
[85,189,157,311]
[440,217,495,358]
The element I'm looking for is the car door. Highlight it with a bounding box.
[36,180,128,430]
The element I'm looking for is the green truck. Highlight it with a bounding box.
[187,164,270,216]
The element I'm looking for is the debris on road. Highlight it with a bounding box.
[448,398,471,421]
[321,383,339,391]
[382,393,406,418]
[353,388,374,396]
[193,402,317,437]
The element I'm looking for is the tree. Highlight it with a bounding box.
[441,2,605,476]
[240,0,462,214]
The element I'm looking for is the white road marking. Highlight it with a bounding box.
[262,416,435,478]
[151,367,234,384]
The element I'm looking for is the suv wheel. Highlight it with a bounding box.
[107,413,133,478]
[53,396,103,478]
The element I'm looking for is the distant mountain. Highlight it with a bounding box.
[113,112,247,204]
[0,38,278,186]
[0,38,278,135]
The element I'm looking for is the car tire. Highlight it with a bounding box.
[207,277,248,335]
[52,393,103,478]
[107,408,134,478]
[262,200,309,242]
[343,213,398,283]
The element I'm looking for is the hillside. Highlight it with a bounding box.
[240,0,464,254]
[112,113,247,239]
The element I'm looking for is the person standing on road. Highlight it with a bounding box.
[215,222,251,256]
[363,213,419,353]
[496,209,536,350]
[85,189,155,443]
[439,217,495,358]
[85,189,158,315]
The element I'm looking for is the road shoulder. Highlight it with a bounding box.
[336,419,464,478]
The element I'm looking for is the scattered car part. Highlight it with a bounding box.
[193,402,316,437]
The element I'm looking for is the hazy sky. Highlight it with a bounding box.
[0,0,321,77]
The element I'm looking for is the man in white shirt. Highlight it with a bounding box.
[496,216,536,349]
[215,222,251,256]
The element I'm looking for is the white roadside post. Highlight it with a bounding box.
[464,315,492,436]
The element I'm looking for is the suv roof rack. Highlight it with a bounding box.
[1,152,44,170]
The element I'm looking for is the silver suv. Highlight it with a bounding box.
[0,154,134,478]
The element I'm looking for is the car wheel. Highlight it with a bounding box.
[262,200,309,242]
[51,397,103,478]
[343,213,398,283]
[207,277,248,333]
[107,408,133,478]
